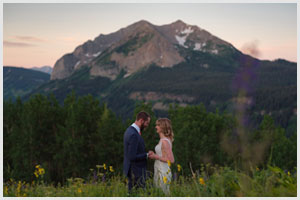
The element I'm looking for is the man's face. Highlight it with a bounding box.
[141,117,150,131]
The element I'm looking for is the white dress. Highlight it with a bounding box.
[154,138,172,195]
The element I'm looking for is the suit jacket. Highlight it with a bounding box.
[123,126,147,178]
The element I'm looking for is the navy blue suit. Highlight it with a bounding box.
[123,126,147,191]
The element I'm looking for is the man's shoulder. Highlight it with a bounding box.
[125,126,137,134]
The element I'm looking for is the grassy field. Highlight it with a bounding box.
[3,164,297,197]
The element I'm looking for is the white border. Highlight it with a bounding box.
[0,1,3,199]
[1,0,299,199]
[2,0,300,3]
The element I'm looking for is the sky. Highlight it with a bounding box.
[2,2,298,68]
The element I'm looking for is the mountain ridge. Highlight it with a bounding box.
[8,20,296,132]
[4,66,50,100]
[51,20,242,81]
[31,66,53,74]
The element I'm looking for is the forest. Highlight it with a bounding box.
[3,92,296,186]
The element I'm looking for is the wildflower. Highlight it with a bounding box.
[75,178,84,184]
[96,165,101,169]
[167,160,171,167]
[35,165,41,169]
[17,181,21,196]
[77,188,82,193]
[177,164,182,172]
[163,176,168,184]
[199,178,205,185]
[103,163,107,170]
[167,169,171,174]
[90,168,94,172]
[39,168,45,175]
[109,166,114,172]
[256,167,259,171]
[4,186,8,195]
[288,171,291,176]
[34,171,39,178]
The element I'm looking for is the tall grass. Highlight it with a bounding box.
[4,164,296,197]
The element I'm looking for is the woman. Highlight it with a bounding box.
[149,118,174,195]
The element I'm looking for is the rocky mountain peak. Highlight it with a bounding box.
[171,19,187,26]
[51,20,237,80]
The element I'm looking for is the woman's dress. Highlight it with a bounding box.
[153,138,172,195]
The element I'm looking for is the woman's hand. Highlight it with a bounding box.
[149,152,158,160]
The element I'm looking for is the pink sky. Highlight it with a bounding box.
[3,3,297,68]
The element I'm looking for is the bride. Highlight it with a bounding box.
[149,118,174,195]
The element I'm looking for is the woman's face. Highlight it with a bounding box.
[155,123,162,134]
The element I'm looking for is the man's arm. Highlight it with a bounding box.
[128,133,147,161]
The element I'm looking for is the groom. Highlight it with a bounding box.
[123,111,152,192]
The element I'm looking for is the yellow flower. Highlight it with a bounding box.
[34,171,39,178]
[17,181,21,195]
[39,168,45,175]
[288,171,291,176]
[35,165,41,169]
[167,160,171,167]
[256,167,259,171]
[199,178,205,185]
[77,188,82,193]
[109,166,114,172]
[177,164,182,172]
[96,165,101,169]
[103,163,107,170]
[4,186,8,195]
[163,176,168,184]
[167,169,171,174]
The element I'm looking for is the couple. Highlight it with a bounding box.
[123,111,174,195]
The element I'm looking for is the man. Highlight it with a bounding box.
[123,111,152,192]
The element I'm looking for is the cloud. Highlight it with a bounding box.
[13,35,46,42]
[4,40,36,47]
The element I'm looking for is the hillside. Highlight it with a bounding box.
[4,66,50,101]
[30,66,53,74]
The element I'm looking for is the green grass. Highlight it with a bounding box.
[4,164,296,197]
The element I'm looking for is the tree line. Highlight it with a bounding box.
[3,92,296,184]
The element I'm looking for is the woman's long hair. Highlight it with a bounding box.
[156,118,174,142]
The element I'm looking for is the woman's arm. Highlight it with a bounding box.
[154,140,174,163]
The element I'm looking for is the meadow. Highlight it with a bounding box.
[4,163,296,197]
[4,94,297,197]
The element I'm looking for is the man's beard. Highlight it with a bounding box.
[141,123,146,132]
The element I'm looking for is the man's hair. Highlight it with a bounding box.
[136,111,150,121]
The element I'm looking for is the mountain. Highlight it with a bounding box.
[51,20,239,80]
[4,66,50,101]
[25,20,296,132]
[31,66,53,74]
